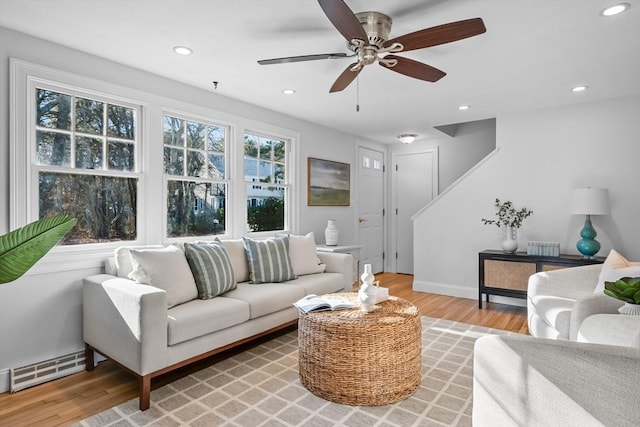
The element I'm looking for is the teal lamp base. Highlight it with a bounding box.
[576,215,601,259]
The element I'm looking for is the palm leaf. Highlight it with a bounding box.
[0,214,76,284]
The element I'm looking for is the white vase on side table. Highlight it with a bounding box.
[325,220,339,246]
[502,226,518,254]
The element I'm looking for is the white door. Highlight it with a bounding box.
[393,149,438,274]
[357,147,384,274]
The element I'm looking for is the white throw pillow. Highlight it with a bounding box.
[114,245,163,278]
[217,238,250,283]
[128,246,198,307]
[288,232,326,276]
[594,249,640,294]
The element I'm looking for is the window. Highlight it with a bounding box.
[164,114,228,237]
[244,132,289,232]
[34,88,139,244]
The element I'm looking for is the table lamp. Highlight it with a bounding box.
[569,188,609,258]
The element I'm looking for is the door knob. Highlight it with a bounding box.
[358,217,366,223]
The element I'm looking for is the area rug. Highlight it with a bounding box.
[74,317,514,427]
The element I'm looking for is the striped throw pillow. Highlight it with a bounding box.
[184,242,236,299]
[242,236,297,284]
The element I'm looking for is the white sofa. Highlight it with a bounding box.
[83,238,353,410]
[473,334,640,427]
[527,263,640,347]
[474,252,640,426]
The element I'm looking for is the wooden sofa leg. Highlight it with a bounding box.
[139,375,151,411]
[85,344,95,372]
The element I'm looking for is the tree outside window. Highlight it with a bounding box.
[244,133,288,232]
[164,115,228,237]
[35,88,138,244]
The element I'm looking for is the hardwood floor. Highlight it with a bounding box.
[0,273,528,427]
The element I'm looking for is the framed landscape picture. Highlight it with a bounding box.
[307,157,350,206]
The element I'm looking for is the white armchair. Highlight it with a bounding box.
[527,263,640,348]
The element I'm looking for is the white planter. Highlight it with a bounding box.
[618,302,640,315]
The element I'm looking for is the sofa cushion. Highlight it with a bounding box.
[217,238,250,283]
[288,232,326,276]
[184,242,236,299]
[242,236,296,284]
[287,272,346,296]
[223,282,305,319]
[528,294,574,339]
[114,245,164,278]
[167,297,250,345]
[128,246,198,308]
[595,249,640,294]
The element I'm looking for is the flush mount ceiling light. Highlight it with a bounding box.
[601,3,629,16]
[173,46,193,55]
[572,85,588,92]
[458,105,470,111]
[282,89,296,95]
[398,134,417,144]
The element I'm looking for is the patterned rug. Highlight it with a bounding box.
[74,317,514,427]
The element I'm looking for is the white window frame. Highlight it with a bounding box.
[10,59,149,271]
[243,129,294,236]
[161,109,232,241]
[10,59,300,274]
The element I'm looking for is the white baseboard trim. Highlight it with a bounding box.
[412,280,527,307]
[413,280,476,299]
[0,368,10,393]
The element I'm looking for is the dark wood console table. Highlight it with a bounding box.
[478,250,605,308]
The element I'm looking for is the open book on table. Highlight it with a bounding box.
[293,294,356,314]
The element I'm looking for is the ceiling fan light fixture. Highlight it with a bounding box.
[173,46,193,55]
[601,3,629,16]
[282,89,296,95]
[398,134,417,144]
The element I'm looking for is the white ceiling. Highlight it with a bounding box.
[1,0,639,144]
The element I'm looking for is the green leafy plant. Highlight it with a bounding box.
[0,214,76,284]
[604,277,640,304]
[481,198,533,229]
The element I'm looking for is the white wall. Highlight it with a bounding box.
[0,27,382,391]
[437,119,496,192]
[413,95,640,299]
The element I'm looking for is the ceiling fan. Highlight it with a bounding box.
[258,0,486,93]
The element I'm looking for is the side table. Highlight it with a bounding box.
[478,250,605,308]
[298,293,421,405]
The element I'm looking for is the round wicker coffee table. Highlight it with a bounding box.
[298,293,421,406]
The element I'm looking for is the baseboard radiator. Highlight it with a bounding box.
[10,350,85,392]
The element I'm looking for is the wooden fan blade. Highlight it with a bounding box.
[318,0,368,43]
[384,18,486,52]
[330,63,362,92]
[380,55,446,82]
[258,53,352,65]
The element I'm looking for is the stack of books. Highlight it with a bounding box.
[527,241,560,257]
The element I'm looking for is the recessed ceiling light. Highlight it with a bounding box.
[601,3,629,16]
[173,46,193,55]
[282,89,296,95]
[458,105,470,111]
[572,85,588,92]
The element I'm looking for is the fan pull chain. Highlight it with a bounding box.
[356,76,360,112]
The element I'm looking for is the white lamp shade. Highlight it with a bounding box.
[569,188,610,215]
